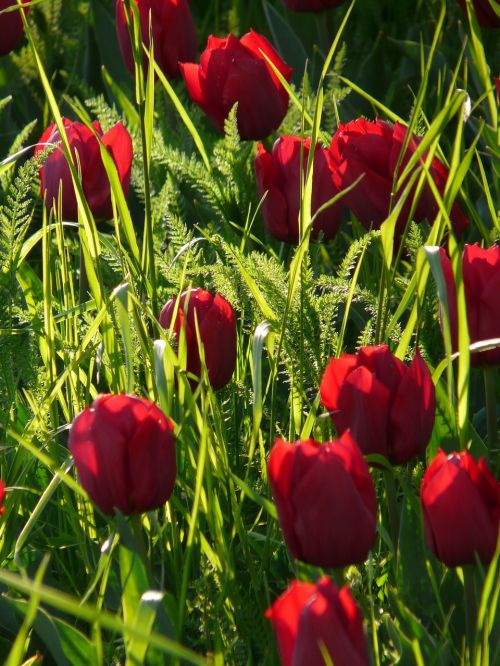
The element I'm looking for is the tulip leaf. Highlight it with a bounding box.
[397,494,437,615]
[0,569,206,665]
[3,597,96,665]
[125,591,165,666]
[262,1,307,84]
[114,283,135,394]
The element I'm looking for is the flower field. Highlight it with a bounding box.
[0,0,499,664]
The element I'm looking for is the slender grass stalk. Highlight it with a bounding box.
[463,566,477,665]
[383,469,400,570]
[484,368,498,459]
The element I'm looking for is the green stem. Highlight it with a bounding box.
[129,513,153,582]
[78,245,89,305]
[463,566,477,665]
[384,469,400,569]
[139,105,158,316]
[484,368,498,461]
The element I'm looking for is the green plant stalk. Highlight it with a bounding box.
[139,104,157,316]
[463,566,477,665]
[129,513,153,581]
[484,368,498,459]
[384,469,400,569]
[79,243,89,304]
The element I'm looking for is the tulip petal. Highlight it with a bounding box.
[265,580,316,666]
[389,350,435,463]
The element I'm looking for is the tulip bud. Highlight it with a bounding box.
[180,30,292,141]
[115,0,197,79]
[159,288,237,390]
[268,432,377,568]
[328,117,469,236]
[0,0,28,56]
[282,0,345,11]
[421,450,500,567]
[440,244,500,367]
[35,118,133,222]
[69,394,176,515]
[320,345,435,465]
[266,577,370,666]
[254,136,344,243]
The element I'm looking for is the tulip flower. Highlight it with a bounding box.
[159,288,237,390]
[180,30,292,141]
[457,0,500,28]
[282,0,345,11]
[0,480,5,515]
[254,136,344,243]
[421,450,500,567]
[115,0,197,79]
[329,117,469,236]
[440,244,500,367]
[35,118,133,221]
[266,577,370,666]
[0,0,28,56]
[320,345,435,465]
[69,394,176,515]
[268,432,377,568]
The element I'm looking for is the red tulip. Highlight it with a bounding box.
[268,432,377,568]
[440,244,500,367]
[421,450,500,567]
[457,0,500,28]
[266,577,370,666]
[0,480,5,516]
[254,136,344,243]
[0,0,28,56]
[69,394,176,515]
[320,345,435,465]
[159,288,237,390]
[329,117,469,236]
[180,30,292,141]
[115,0,197,79]
[282,0,345,11]
[35,118,133,221]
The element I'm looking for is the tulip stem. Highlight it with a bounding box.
[463,566,477,665]
[484,368,498,459]
[383,470,400,569]
[129,513,153,582]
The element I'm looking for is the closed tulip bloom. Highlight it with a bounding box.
[69,394,176,515]
[282,0,345,11]
[115,0,197,79]
[268,433,377,568]
[0,0,28,56]
[329,117,469,236]
[180,30,292,141]
[254,136,344,243]
[35,118,133,221]
[320,345,435,465]
[457,0,500,28]
[440,244,500,367]
[159,288,237,390]
[0,480,5,516]
[266,577,370,666]
[421,450,500,567]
